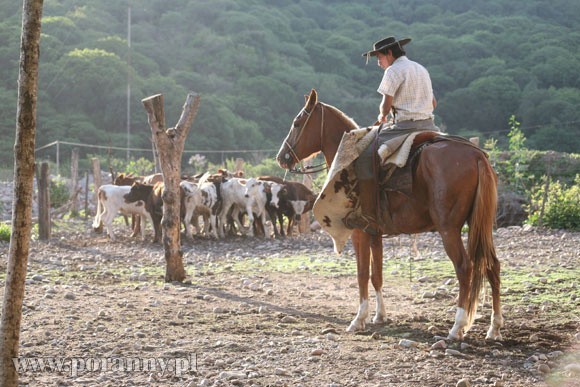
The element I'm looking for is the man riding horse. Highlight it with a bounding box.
[345,36,440,235]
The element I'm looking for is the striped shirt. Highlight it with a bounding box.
[377,56,434,122]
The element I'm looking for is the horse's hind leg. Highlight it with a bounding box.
[440,229,473,340]
[485,256,503,340]
[347,230,371,332]
[370,234,387,324]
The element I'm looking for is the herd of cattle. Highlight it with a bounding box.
[92,170,318,242]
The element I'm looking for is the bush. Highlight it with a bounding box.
[0,223,11,242]
[50,176,70,208]
[527,175,580,230]
[111,157,156,177]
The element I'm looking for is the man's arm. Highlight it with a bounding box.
[379,94,394,123]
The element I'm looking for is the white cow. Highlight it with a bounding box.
[92,184,154,241]
[218,178,251,237]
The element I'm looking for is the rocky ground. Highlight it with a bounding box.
[0,219,579,387]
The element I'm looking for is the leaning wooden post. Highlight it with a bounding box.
[142,92,201,283]
[36,162,51,240]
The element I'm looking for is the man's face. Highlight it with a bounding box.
[376,51,390,69]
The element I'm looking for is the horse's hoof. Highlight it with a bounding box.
[372,315,388,325]
[447,331,464,341]
[485,331,503,341]
[346,320,365,332]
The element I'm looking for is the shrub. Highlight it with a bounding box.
[111,157,156,177]
[50,176,70,208]
[0,223,11,242]
[527,175,580,230]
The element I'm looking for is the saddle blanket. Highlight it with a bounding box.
[313,126,438,254]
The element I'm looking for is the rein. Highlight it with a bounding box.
[285,103,328,175]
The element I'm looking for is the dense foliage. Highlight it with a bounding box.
[528,175,580,230]
[1,0,579,167]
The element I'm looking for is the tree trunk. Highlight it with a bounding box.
[0,0,44,385]
[142,93,200,282]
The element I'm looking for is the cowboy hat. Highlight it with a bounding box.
[362,36,411,57]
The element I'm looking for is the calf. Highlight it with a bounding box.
[113,172,142,235]
[123,182,164,243]
[180,180,219,239]
[219,177,278,238]
[258,176,317,237]
[245,178,285,237]
[92,184,154,241]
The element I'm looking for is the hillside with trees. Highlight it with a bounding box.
[1,0,579,166]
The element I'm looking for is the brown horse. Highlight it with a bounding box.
[276,89,503,341]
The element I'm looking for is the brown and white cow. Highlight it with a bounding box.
[180,180,220,239]
[243,178,284,237]
[258,176,317,237]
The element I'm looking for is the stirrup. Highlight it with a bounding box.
[343,212,381,236]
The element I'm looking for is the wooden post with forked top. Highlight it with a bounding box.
[142,92,201,282]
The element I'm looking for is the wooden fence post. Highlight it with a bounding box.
[70,148,79,215]
[36,162,51,240]
[84,171,89,219]
[91,157,101,200]
[235,158,244,174]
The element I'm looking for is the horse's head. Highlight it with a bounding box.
[276,89,322,171]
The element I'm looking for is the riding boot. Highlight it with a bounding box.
[343,178,382,235]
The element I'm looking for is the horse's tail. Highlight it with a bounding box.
[465,157,499,330]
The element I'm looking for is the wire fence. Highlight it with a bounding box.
[34,140,279,176]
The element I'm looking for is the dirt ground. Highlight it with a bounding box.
[1,219,579,387]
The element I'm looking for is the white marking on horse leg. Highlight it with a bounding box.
[372,290,388,324]
[347,298,369,332]
[485,311,504,341]
[448,307,468,340]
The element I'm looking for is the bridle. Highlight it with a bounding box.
[283,102,328,175]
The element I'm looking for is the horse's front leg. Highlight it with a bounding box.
[347,229,371,332]
[370,234,387,324]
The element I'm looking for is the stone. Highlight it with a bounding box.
[399,339,419,348]
[431,340,447,350]
[280,316,298,323]
[538,363,550,373]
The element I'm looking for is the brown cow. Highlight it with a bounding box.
[124,182,164,243]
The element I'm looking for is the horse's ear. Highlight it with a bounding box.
[306,88,317,109]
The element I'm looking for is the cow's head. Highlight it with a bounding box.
[243,178,261,199]
[124,181,154,203]
[268,182,287,209]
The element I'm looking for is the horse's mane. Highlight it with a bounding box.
[321,102,359,129]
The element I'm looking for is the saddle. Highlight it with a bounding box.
[375,132,480,233]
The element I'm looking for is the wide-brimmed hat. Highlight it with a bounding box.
[362,36,411,57]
